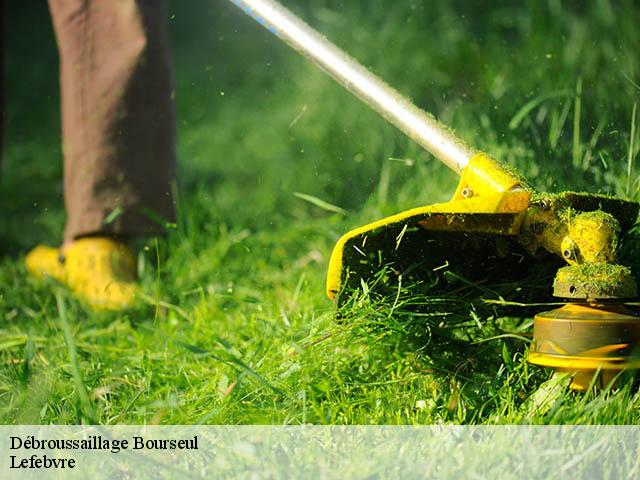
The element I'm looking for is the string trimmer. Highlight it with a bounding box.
[230,0,640,390]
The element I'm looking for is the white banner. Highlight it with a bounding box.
[1,426,638,479]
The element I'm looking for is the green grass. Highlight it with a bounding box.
[2,0,640,424]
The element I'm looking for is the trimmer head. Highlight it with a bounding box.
[228,0,640,392]
[326,154,640,391]
[529,261,640,390]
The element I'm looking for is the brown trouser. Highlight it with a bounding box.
[48,0,176,242]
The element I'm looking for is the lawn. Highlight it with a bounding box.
[1,0,640,424]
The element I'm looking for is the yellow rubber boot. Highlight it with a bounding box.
[25,237,139,310]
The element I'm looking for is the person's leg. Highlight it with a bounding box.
[27,0,176,310]
[50,0,176,241]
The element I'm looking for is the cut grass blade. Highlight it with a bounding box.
[572,77,582,169]
[548,97,572,151]
[293,192,348,215]
[103,206,124,225]
[622,71,640,92]
[377,160,391,207]
[508,89,573,130]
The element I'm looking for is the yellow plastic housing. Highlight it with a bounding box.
[326,153,529,298]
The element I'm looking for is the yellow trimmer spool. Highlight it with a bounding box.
[529,303,640,391]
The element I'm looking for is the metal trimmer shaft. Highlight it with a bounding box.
[229,0,476,173]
